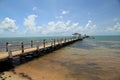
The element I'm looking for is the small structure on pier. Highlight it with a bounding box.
[72,33,81,39]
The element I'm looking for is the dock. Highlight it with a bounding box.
[0,37,83,65]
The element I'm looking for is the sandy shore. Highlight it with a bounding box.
[0,41,120,80]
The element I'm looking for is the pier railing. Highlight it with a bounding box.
[1,37,77,52]
[0,37,82,63]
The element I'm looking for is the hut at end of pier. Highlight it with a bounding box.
[72,33,82,39]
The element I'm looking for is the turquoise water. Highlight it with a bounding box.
[70,35,120,50]
[94,35,120,41]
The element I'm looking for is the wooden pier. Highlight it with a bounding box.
[0,37,83,65]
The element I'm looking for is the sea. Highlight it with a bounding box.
[0,35,120,80]
[74,35,120,50]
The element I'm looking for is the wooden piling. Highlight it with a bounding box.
[43,39,45,48]
[36,41,39,51]
[31,40,33,48]
[21,42,24,54]
[8,44,12,59]
[6,42,9,52]
[8,44,13,65]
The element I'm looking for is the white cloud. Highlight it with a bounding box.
[106,22,120,32]
[0,14,96,36]
[32,6,37,11]
[56,10,70,19]
[84,20,96,30]
[62,10,69,15]
[24,14,38,33]
[113,23,120,32]
[113,18,120,22]
[24,14,97,36]
[24,14,37,27]
[56,16,63,19]
[0,17,18,32]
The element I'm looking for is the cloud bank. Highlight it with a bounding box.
[23,14,96,36]
[62,10,69,15]
[106,22,120,32]
[0,17,18,33]
[0,14,119,36]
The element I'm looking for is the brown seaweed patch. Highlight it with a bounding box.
[19,72,32,80]
[61,62,102,80]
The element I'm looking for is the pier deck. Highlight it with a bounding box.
[0,38,82,63]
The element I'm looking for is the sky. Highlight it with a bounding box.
[0,0,120,37]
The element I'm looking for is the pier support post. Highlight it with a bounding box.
[19,42,24,62]
[31,40,33,48]
[8,44,12,59]
[8,44,13,65]
[6,42,9,52]
[43,39,45,49]
[36,41,39,51]
[21,42,24,54]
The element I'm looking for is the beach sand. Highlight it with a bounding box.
[0,42,120,80]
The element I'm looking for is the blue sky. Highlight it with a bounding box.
[0,0,120,37]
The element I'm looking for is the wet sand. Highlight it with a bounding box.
[0,41,120,80]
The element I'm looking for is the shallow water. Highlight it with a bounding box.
[8,38,120,80]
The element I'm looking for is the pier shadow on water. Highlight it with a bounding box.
[0,61,14,72]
